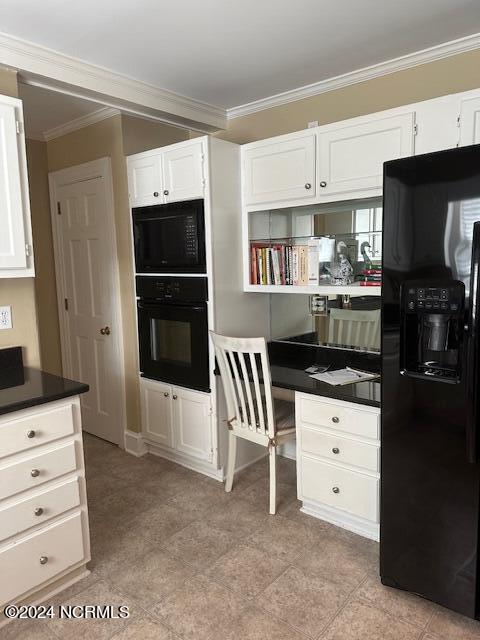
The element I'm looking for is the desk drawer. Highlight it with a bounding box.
[301,426,379,472]
[301,455,379,522]
[0,479,81,542]
[298,396,379,440]
[0,442,77,500]
[0,403,75,459]
[0,512,85,606]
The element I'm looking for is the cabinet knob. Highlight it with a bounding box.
[163,189,169,196]
[31,469,40,478]
[332,416,340,424]
[153,191,159,197]
[172,394,178,400]
[34,507,44,516]
[39,556,49,565]
[27,429,36,439]
[320,181,327,188]
[305,182,312,190]
[332,447,340,454]
[332,486,340,494]
[164,392,169,398]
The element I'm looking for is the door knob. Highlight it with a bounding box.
[100,326,111,335]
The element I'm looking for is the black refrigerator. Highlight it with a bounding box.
[381,144,480,619]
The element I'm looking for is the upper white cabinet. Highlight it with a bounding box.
[243,131,316,206]
[0,95,34,277]
[459,97,480,146]
[317,113,415,200]
[127,139,205,208]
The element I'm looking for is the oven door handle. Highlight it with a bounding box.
[137,301,205,312]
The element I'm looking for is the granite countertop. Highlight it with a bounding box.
[0,367,89,416]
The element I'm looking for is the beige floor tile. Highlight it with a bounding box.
[223,605,308,640]
[90,485,159,527]
[427,605,480,640]
[110,613,179,639]
[165,480,230,518]
[161,520,239,569]
[124,501,196,543]
[150,574,249,640]
[262,565,350,638]
[206,497,270,537]
[86,473,132,511]
[0,620,55,640]
[322,598,421,640]
[356,573,437,629]
[244,514,316,563]
[108,547,196,606]
[239,476,297,513]
[45,579,137,640]
[205,543,288,598]
[141,468,201,499]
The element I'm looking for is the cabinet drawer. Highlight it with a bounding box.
[0,479,81,542]
[0,403,75,459]
[301,426,379,472]
[300,455,379,522]
[298,396,379,440]
[0,442,77,500]
[0,512,85,606]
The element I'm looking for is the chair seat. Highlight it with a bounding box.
[274,399,295,432]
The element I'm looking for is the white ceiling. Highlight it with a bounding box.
[3,0,480,110]
[18,83,104,139]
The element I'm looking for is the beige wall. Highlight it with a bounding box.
[121,115,188,156]
[0,68,41,368]
[218,49,480,144]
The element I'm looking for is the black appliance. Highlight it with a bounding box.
[381,144,480,619]
[137,276,209,392]
[133,199,205,273]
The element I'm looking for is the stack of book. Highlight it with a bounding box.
[250,243,309,285]
[357,268,382,287]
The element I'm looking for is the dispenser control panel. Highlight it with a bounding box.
[405,286,463,314]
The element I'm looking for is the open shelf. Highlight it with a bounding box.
[244,282,382,296]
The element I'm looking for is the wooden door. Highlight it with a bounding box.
[172,387,212,462]
[162,141,204,202]
[140,379,174,448]
[127,152,163,207]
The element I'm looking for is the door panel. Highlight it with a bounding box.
[141,379,173,448]
[173,388,212,461]
[460,97,480,146]
[162,142,204,202]
[128,154,163,207]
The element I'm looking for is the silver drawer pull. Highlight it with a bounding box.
[332,416,340,424]
[34,507,44,516]
[332,447,340,454]
[332,486,340,494]
[31,469,40,478]
[27,429,36,438]
[39,556,49,565]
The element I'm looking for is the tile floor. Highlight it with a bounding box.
[4,433,480,639]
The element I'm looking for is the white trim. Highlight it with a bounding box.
[42,107,120,141]
[227,32,480,119]
[124,430,148,457]
[301,500,379,541]
[0,31,225,130]
[145,439,224,481]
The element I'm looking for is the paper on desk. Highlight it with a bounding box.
[309,367,379,386]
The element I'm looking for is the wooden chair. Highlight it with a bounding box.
[328,308,380,350]
[210,332,296,514]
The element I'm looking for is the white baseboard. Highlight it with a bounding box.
[124,430,148,457]
[146,440,224,481]
[301,500,379,541]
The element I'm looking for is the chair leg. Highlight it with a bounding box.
[225,431,237,493]
[269,444,277,515]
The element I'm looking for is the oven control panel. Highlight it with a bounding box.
[136,276,208,302]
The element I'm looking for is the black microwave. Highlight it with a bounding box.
[133,199,206,273]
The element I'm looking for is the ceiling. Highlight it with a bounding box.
[18,83,104,139]
[3,0,480,110]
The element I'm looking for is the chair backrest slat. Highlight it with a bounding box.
[249,352,265,433]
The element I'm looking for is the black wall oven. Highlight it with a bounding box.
[133,199,205,273]
[137,276,210,392]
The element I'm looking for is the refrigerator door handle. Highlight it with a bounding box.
[466,221,480,463]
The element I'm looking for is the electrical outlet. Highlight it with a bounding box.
[0,306,12,330]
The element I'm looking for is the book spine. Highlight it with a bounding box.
[292,247,299,286]
[359,280,382,287]
[308,239,319,285]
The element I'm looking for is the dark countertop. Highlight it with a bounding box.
[0,367,89,416]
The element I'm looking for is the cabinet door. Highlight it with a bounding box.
[459,97,480,146]
[0,99,27,270]
[172,388,212,462]
[243,132,316,205]
[317,113,415,198]
[162,141,204,203]
[127,153,163,207]
[140,379,174,448]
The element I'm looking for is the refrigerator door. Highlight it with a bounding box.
[381,144,480,618]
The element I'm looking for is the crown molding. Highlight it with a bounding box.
[227,32,480,119]
[0,31,226,130]
[42,107,120,141]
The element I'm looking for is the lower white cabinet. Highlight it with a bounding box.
[140,378,213,464]
[296,392,380,540]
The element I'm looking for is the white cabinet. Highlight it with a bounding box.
[296,393,380,540]
[243,131,316,206]
[0,94,34,277]
[127,140,205,207]
[140,379,213,464]
[459,97,480,146]
[317,112,415,200]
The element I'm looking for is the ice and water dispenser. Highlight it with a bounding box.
[401,281,465,382]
